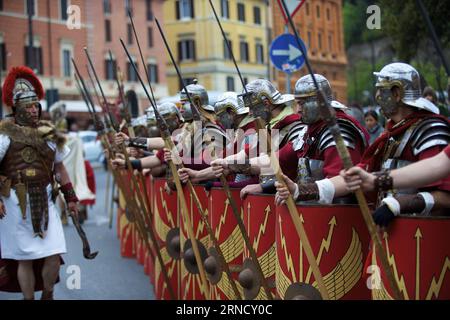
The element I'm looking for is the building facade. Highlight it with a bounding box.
[163,0,270,96]
[271,0,348,103]
[0,0,167,118]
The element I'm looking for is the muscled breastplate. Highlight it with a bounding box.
[0,122,58,238]
[0,140,55,186]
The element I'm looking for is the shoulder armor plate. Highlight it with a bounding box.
[318,118,364,153]
[410,118,450,156]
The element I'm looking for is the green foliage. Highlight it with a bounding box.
[343,0,384,48]
[378,0,450,62]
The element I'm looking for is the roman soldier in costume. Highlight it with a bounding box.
[275,63,450,226]
[0,66,79,300]
[110,102,184,175]
[265,74,368,201]
[177,91,259,187]
[211,79,304,198]
[170,79,230,168]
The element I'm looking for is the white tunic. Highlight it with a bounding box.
[0,134,70,260]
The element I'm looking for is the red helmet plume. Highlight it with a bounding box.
[2,66,44,108]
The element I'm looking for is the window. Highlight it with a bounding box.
[223,39,232,60]
[307,31,311,47]
[147,27,153,48]
[147,63,158,83]
[318,32,322,50]
[127,61,138,82]
[0,0,3,11]
[305,3,309,15]
[239,41,249,62]
[62,49,71,77]
[226,76,235,91]
[25,0,37,17]
[221,0,229,19]
[326,7,330,21]
[125,0,133,16]
[237,3,245,22]
[127,23,133,45]
[60,0,69,20]
[177,39,196,61]
[176,0,194,19]
[146,0,153,21]
[316,5,320,19]
[103,0,111,14]
[0,43,6,71]
[105,58,116,80]
[24,45,43,74]
[253,6,261,25]
[255,43,264,64]
[105,20,112,42]
[328,34,332,51]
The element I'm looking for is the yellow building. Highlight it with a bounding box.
[163,0,269,95]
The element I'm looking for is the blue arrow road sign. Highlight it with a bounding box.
[269,33,307,73]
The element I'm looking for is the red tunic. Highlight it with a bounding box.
[445,145,450,158]
[359,111,450,192]
[278,111,368,181]
[80,160,96,206]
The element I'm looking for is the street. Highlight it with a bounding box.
[0,165,155,300]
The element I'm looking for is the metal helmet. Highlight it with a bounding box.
[374,62,438,114]
[214,92,247,130]
[145,106,156,126]
[2,66,44,126]
[214,92,248,115]
[294,74,335,124]
[294,74,333,103]
[180,102,193,122]
[243,79,294,123]
[131,115,148,128]
[158,102,183,132]
[179,79,215,112]
[245,79,294,106]
[158,102,183,121]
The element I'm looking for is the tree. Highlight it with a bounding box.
[378,0,450,62]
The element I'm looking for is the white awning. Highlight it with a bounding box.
[48,100,103,113]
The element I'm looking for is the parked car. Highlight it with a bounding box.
[77,131,105,164]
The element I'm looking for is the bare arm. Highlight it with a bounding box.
[147,137,165,150]
[343,150,450,192]
[55,162,79,217]
[390,151,450,189]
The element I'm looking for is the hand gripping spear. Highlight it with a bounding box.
[208,0,330,299]
[82,49,177,299]
[279,0,402,300]
[108,48,154,224]
[121,35,226,300]
[128,13,242,299]
[161,3,274,299]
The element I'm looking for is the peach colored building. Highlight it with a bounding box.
[0,0,167,118]
[271,0,348,103]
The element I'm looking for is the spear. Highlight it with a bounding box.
[120,37,215,299]
[83,48,176,299]
[207,0,298,300]
[279,0,402,299]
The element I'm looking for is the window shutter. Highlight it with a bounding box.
[177,41,182,62]
[175,1,180,20]
[192,40,196,61]
[190,0,194,18]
